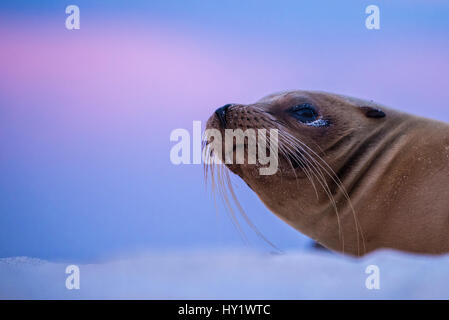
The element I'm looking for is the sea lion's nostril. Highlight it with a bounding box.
[215,104,232,128]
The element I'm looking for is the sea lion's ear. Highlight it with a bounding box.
[359,106,386,118]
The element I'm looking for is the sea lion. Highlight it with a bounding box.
[204,90,449,256]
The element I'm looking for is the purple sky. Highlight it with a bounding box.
[0,0,448,261]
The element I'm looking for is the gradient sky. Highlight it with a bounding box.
[1,1,448,261]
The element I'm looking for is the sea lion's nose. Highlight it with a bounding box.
[215,104,232,128]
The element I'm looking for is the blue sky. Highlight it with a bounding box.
[0,0,448,262]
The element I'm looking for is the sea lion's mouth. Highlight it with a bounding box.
[204,117,297,177]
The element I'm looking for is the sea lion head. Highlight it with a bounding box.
[204,90,388,250]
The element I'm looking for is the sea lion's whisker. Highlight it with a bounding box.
[280,131,346,252]
[202,128,281,250]
[279,142,319,199]
[285,135,346,247]
[216,162,249,243]
[280,133,330,201]
[284,132,365,255]
[223,169,281,251]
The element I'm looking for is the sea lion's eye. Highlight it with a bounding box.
[288,103,319,123]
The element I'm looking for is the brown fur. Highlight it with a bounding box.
[205,90,449,256]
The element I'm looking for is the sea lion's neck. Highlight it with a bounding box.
[315,112,449,255]
[336,113,449,202]
[334,112,413,200]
